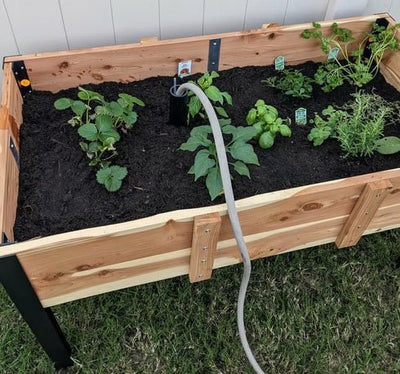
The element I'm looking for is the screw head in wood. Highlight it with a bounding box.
[205,228,211,233]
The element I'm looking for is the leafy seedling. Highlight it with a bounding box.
[246,99,291,149]
[54,87,144,191]
[96,165,128,192]
[179,119,259,200]
[263,69,314,99]
[302,21,400,90]
[187,71,232,122]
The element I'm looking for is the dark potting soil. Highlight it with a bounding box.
[15,62,400,241]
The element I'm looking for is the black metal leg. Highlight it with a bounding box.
[0,254,73,369]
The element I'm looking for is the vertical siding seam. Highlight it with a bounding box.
[57,0,70,50]
[109,0,117,45]
[282,0,290,25]
[202,0,205,35]
[2,0,20,54]
[242,0,249,30]
[158,0,162,39]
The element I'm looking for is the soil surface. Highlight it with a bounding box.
[15,62,400,241]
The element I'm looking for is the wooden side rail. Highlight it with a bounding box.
[335,180,393,248]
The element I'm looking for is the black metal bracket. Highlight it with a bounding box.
[1,232,11,245]
[208,39,221,71]
[11,60,32,97]
[9,136,19,167]
[0,254,73,369]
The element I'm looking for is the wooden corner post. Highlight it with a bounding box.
[189,213,221,283]
[335,180,393,248]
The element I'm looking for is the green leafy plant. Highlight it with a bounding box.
[246,99,291,149]
[308,92,400,157]
[262,69,314,99]
[54,87,144,191]
[307,105,343,146]
[375,136,400,154]
[96,165,128,192]
[179,119,259,200]
[302,21,400,91]
[187,71,232,121]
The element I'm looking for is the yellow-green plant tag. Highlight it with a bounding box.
[295,107,307,125]
[328,47,339,61]
[275,56,285,70]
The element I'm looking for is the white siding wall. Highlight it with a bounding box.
[0,0,398,91]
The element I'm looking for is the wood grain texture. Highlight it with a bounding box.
[0,63,22,242]
[189,213,221,283]
[3,14,381,92]
[10,168,400,307]
[335,180,393,248]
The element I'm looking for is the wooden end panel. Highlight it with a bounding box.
[189,213,221,283]
[24,40,209,92]
[1,63,23,126]
[0,129,19,242]
[335,180,393,248]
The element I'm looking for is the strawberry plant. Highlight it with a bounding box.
[246,100,291,149]
[179,119,259,200]
[302,21,400,91]
[262,69,314,99]
[54,87,144,191]
[187,71,232,122]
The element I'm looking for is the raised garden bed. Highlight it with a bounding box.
[1,13,400,368]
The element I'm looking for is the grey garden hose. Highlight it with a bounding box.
[176,83,265,374]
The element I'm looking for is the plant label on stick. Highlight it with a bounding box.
[327,47,339,61]
[178,60,192,78]
[275,56,285,70]
[295,107,307,125]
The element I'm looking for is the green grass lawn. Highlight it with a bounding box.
[0,230,399,373]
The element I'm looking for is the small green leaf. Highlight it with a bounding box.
[215,106,229,118]
[193,149,216,181]
[279,124,292,137]
[96,114,113,132]
[79,142,89,152]
[206,167,223,200]
[233,161,250,178]
[258,132,275,149]
[188,96,202,117]
[131,97,145,107]
[78,123,98,141]
[78,87,104,102]
[54,98,72,110]
[108,101,124,116]
[375,136,400,155]
[229,142,259,165]
[96,166,127,192]
[71,100,86,117]
[88,141,100,153]
[122,112,138,126]
[221,91,232,105]
[218,118,232,127]
[190,125,212,137]
[205,86,223,104]
[231,126,257,143]
[210,71,219,79]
